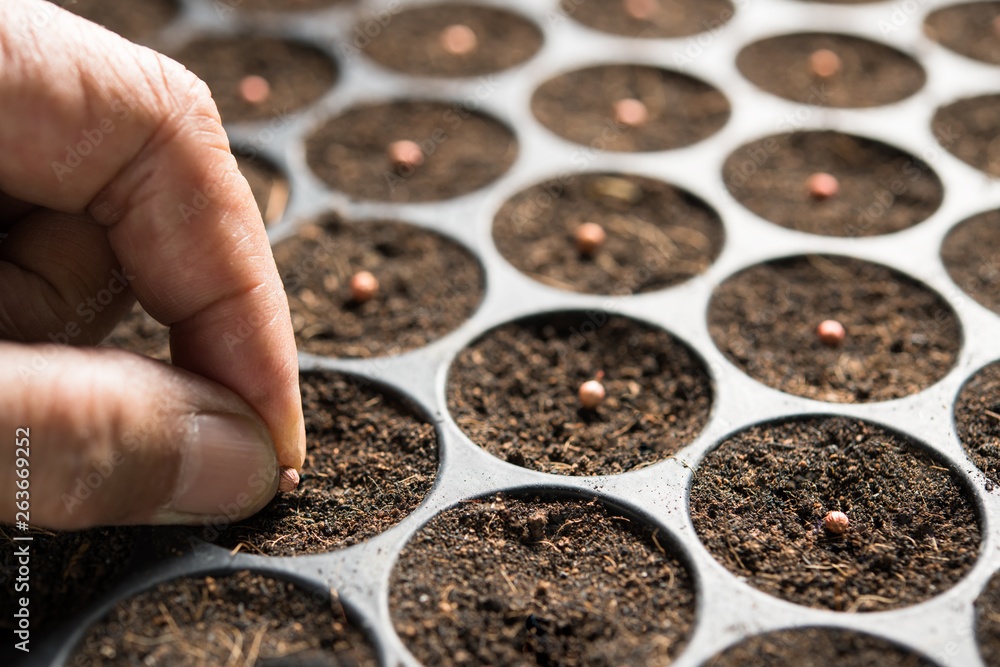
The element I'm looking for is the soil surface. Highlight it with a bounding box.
[493,172,724,294]
[360,4,543,77]
[208,371,438,557]
[447,313,713,476]
[954,360,1000,488]
[942,209,1000,315]
[172,36,336,123]
[706,628,937,666]
[238,0,348,11]
[306,100,517,202]
[390,494,695,666]
[723,131,943,237]
[273,216,484,358]
[926,2,1000,65]
[102,305,171,362]
[976,568,1000,666]
[72,571,377,666]
[708,255,961,403]
[690,416,980,612]
[59,0,178,43]
[531,64,730,152]
[933,94,1000,177]
[561,0,734,38]
[737,33,925,108]
[235,153,289,226]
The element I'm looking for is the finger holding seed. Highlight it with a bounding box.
[278,466,300,493]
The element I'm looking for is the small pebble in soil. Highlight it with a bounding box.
[439,24,478,55]
[573,222,607,257]
[238,74,270,105]
[349,271,379,303]
[808,48,841,78]
[623,0,658,20]
[278,466,300,493]
[823,510,849,534]
[578,379,606,409]
[806,172,840,200]
[387,140,425,172]
[816,319,846,347]
[613,98,649,127]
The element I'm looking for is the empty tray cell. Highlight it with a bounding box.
[926,2,1000,65]
[943,209,1000,314]
[273,216,484,358]
[172,36,337,123]
[706,627,938,666]
[954,360,1000,488]
[390,494,695,665]
[358,4,542,77]
[531,64,730,152]
[933,94,1000,177]
[60,0,179,43]
[493,172,724,294]
[723,131,943,237]
[560,0,734,39]
[708,255,961,403]
[209,371,438,556]
[690,416,981,612]
[71,571,377,665]
[737,33,925,108]
[306,100,518,202]
[447,312,713,476]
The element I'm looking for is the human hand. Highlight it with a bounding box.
[0,0,306,529]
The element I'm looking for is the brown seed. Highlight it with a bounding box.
[387,140,424,172]
[574,222,607,256]
[817,319,846,347]
[238,75,271,105]
[350,271,379,303]
[578,380,606,409]
[808,49,842,78]
[613,98,649,127]
[278,466,300,493]
[623,0,657,20]
[806,172,839,200]
[823,510,849,534]
[440,24,478,55]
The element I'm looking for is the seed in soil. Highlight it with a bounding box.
[823,510,850,534]
[237,74,271,104]
[390,494,696,666]
[578,379,606,409]
[440,23,478,55]
[808,48,842,77]
[932,94,1000,177]
[573,222,607,257]
[806,172,840,200]
[613,97,649,127]
[348,270,380,304]
[278,466,300,493]
[975,567,1000,666]
[954,360,1000,486]
[817,319,846,347]
[690,416,980,612]
[706,627,938,666]
[387,139,425,172]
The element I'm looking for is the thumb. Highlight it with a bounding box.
[0,342,279,530]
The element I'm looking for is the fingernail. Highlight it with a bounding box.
[169,413,278,518]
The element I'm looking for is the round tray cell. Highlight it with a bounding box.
[447,312,713,476]
[943,210,1000,314]
[306,100,518,202]
[210,371,438,556]
[690,416,981,612]
[708,255,961,403]
[933,94,1000,177]
[955,360,1000,488]
[492,172,724,294]
[531,64,730,152]
[273,216,484,358]
[62,0,179,43]
[926,2,1000,65]
[561,0,735,39]
[235,152,289,226]
[72,571,377,665]
[976,568,1000,666]
[722,131,944,237]
[171,36,336,123]
[359,4,542,77]
[706,628,939,666]
[737,33,925,108]
[390,494,696,665]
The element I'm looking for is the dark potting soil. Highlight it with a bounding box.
[690,416,980,613]
[172,36,337,124]
[560,0,734,39]
[390,494,696,666]
[942,209,1000,315]
[492,172,724,294]
[933,94,1000,177]
[237,0,348,11]
[531,65,730,152]
[306,101,518,202]
[926,2,1000,65]
[58,0,179,44]
[102,305,171,362]
[272,217,484,358]
[707,255,961,403]
[737,33,925,108]
[447,313,713,476]
[705,628,937,666]
[359,4,543,77]
[72,571,377,666]
[722,131,944,237]
[209,371,438,557]
[235,153,289,226]
[954,360,1000,487]
[976,568,1000,666]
